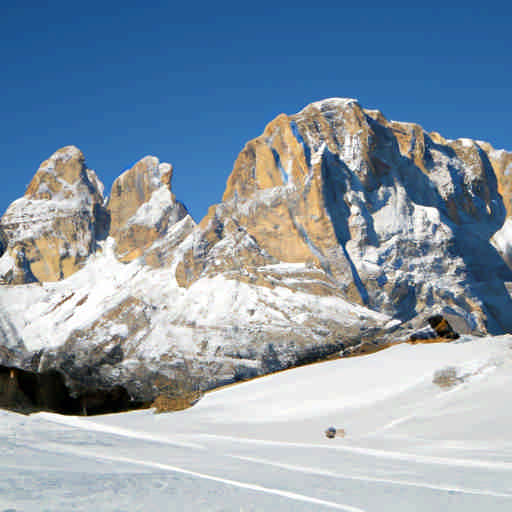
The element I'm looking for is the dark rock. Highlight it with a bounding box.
[0,364,150,415]
[427,314,460,339]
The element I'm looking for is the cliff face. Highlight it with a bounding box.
[0,151,195,284]
[176,98,512,334]
[0,98,511,406]
[0,146,106,284]
[106,156,191,266]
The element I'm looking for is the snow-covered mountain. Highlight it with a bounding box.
[0,98,511,406]
[179,98,512,334]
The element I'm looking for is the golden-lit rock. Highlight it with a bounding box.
[175,98,512,333]
[107,156,191,263]
[0,146,106,283]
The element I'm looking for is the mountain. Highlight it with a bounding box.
[0,146,106,284]
[0,98,511,410]
[178,98,512,334]
[106,156,191,265]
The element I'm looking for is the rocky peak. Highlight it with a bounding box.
[24,146,103,203]
[176,97,512,334]
[107,156,191,263]
[0,146,106,283]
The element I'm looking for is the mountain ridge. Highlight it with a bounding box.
[0,97,511,408]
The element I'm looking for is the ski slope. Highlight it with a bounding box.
[1,336,512,511]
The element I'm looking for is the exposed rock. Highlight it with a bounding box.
[0,365,149,415]
[176,98,512,334]
[1,98,512,408]
[0,227,6,257]
[0,146,107,283]
[427,314,460,340]
[107,156,192,263]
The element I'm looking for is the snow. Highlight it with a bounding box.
[491,217,512,257]
[0,232,389,358]
[0,251,14,276]
[311,141,327,166]
[371,185,445,242]
[0,238,142,351]
[86,168,105,198]
[2,197,89,243]
[172,275,389,330]
[490,148,510,161]
[2,335,512,510]
[310,98,359,110]
[256,262,309,274]
[127,186,174,227]
[458,138,475,148]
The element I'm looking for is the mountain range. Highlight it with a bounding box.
[1,97,511,409]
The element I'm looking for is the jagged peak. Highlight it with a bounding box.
[364,108,388,125]
[291,97,361,122]
[53,144,82,156]
[107,155,190,263]
[23,145,104,203]
[114,155,174,192]
[429,131,447,145]
[44,144,83,162]
[36,145,84,174]
[309,97,359,110]
[455,137,478,148]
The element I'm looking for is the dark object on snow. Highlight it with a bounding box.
[325,427,337,438]
[427,315,460,340]
[325,426,345,438]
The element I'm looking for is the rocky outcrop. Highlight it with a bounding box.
[176,98,512,334]
[0,365,149,415]
[0,146,107,283]
[107,156,192,264]
[427,314,459,340]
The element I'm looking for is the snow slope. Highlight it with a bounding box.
[0,236,390,394]
[1,336,511,511]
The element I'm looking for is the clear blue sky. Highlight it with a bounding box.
[1,1,511,222]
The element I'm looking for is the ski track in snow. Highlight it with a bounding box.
[38,442,367,512]
[228,454,512,499]
[42,412,512,473]
[34,410,512,504]
[4,338,512,510]
[195,434,512,471]
[36,412,205,450]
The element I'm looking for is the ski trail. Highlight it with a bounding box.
[41,443,367,512]
[365,387,469,437]
[196,434,512,470]
[35,412,204,450]
[229,454,512,499]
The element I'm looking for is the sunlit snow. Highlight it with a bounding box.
[1,336,512,511]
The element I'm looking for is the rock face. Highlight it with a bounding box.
[0,98,512,409]
[177,98,512,334]
[0,146,106,283]
[107,156,190,264]
[427,314,459,340]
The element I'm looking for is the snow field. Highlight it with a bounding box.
[2,336,512,510]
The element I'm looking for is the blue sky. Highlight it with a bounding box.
[1,1,511,222]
